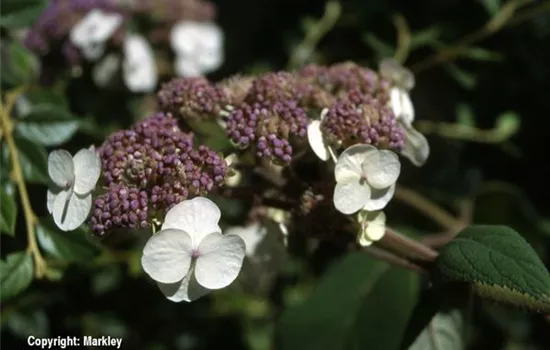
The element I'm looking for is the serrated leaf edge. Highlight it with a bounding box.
[473,281,550,314]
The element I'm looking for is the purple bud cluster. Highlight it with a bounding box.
[24,0,124,63]
[91,184,149,236]
[93,112,227,236]
[157,77,229,121]
[321,98,404,151]
[226,100,308,164]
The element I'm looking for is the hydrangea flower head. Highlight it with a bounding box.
[123,34,158,92]
[379,58,430,166]
[141,197,246,302]
[47,147,101,231]
[171,21,223,77]
[357,210,386,246]
[333,144,400,214]
[70,8,123,60]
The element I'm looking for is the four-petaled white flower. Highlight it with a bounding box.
[123,34,158,92]
[141,197,246,302]
[70,9,123,61]
[170,21,224,77]
[307,108,337,162]
[379,58,430,167]
[357,210,386,246]
[333,144,401,215]
[47,147,101,231]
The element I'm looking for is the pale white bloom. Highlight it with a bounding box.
[333,144,400,214]
[122,34,158,92]
[70,9,123,60]
[141,197,246,302]
[224,153,242,187]
[92,53,121,87]
[307,108,337,162]
[171,21,224,77]
[46,147,101,231]
[379,58,430,167]
[357,210,386,246]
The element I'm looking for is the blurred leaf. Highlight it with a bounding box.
[0,252,33,302]
[23,89,68,109]
[7,308,49,338]
[12,136,49,183]
[435,225,550,313]
[0,0,47,29]
[92,266,122,295]
[460,47,503,61]
[456,104,476,127]
[480,0,502,16]
[494,111,520,140]
[0,190,17,236]
[36,221,99,262]
[0,40,39,86]
[408,310,464,350]
[409,27,442,50]
[15,104,79,146]
[445,64,477,89]
[363,33,395,59]
[276,253,419,350]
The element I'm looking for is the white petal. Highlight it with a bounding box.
[157,268,211,302]
[161,197,222,247]
[141,228,193,284]
[171,21,201,55]
[333,181,370,215]
[175,57,203,77]
[401,123,430,167]
[72,147,101,195]
[307,120,329,161]
[197,49,223,73]
[46,187,60,214]
[52,190,92,231]
[123,35,158,92]
[335,144,376,183]
[194,232,246,290]
[390,88,415,125]
[93,53,121,87]
[362,183,396,211]
[362,149,400,189]
[197,23,223,51]
[358,210,386,246]
[48,150,74,187]
[225,223,267,257]
[70,9,123,60]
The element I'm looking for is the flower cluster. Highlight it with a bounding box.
[157,77,229,120]
[92,112,227,236]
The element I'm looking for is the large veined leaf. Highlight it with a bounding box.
[15,104,79,146]
[408,310,464,350]
[36,221,99,262]
[276,253,419,350]
[0,190,17,236]
[434,225,550,313]
[0,252,34,302]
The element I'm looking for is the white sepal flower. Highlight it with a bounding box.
[70,9,123,60]
[122,34,158,92]
[171,21,224,77]
[379,58,430,167]
[46,147,101,231]
[333,144,400,215]
[307,108,336,162]
[357,210,386,247]
[141,197,246,302]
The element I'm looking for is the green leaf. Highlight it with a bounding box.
[0,190,17,236]
[7,308,49,338]
[15,104,79,146]
[363,33,395,59]
[460,47,503,62]
[36,221,99,262]
[445,64,477,90]
[0,252,34,302]
[494,111,520,140]
[0,40,39,86]
[409,27,442,50]
[23,89,68,110]
[408,310,464,350]
[480,0,501,16]
[276,253,419,350]
[12,136,49,184]
[0,0,47,29]
[455,104,476,128]
[434,225,550,313]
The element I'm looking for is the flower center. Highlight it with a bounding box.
[191,249,201,258]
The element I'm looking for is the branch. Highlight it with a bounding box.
[1,87,47,278]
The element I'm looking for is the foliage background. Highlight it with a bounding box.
[1,0,550,349]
